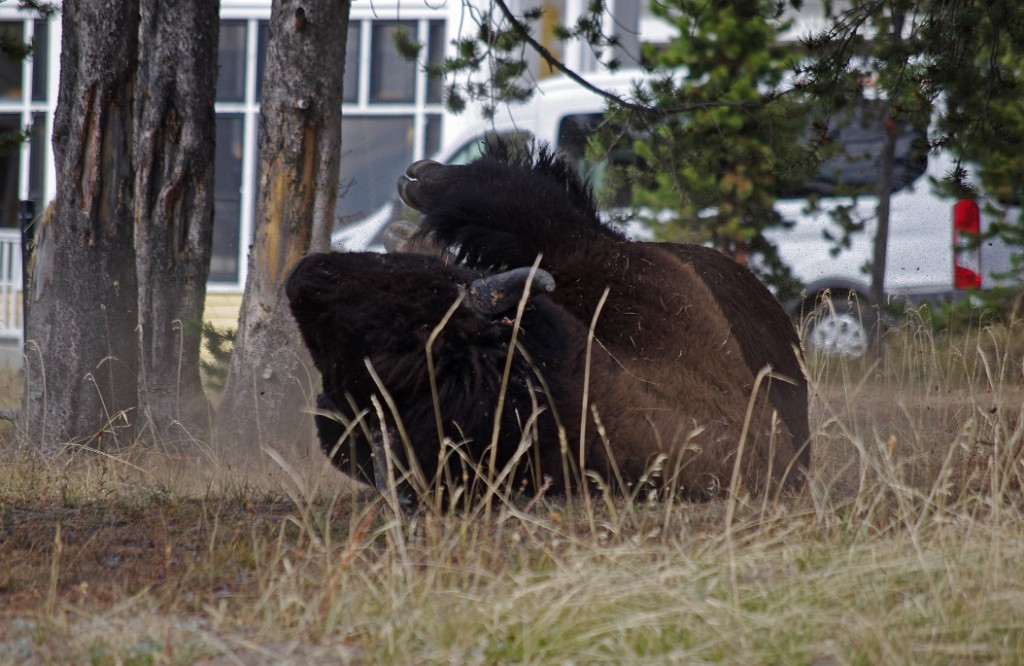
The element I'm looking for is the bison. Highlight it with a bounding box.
[286,140,809,505]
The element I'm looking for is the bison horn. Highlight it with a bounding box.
[397,159,446,211]
[466,267,556,316]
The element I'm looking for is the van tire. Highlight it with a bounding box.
[802,291,875,358]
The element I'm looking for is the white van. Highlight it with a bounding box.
[332,70,1021,356]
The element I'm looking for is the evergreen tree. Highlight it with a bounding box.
[435,1,813,297]
[800,1,1024,303]
[598,0,811,298]
[929,4,1024,274]
[440,0,1024,310]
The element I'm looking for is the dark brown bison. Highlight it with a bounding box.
[286,140,809,504]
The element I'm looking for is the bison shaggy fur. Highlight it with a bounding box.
[286,140,809,502]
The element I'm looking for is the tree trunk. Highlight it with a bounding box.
[22,0,140,450]
[870,112,897,309]
[869,11,906,323]
[216,0,349,457]
[133,0,219,446]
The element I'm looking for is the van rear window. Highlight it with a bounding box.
[558,114,635,207]
[786,102,929,199]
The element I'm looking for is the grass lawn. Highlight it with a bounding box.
[1,314,1023,664]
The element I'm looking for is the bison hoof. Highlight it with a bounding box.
[397,159,446,210]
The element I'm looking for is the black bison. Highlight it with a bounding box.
[286,140,809,503]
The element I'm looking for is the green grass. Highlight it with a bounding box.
[1,312,1024,664]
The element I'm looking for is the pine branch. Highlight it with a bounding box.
[489,0,783,118]
[491,0,651,113]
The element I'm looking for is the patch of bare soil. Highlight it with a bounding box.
[0,494,350,618]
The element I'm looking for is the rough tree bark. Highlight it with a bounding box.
[216,0,349,456]
[22,0,140,449]
[133,0,219,445]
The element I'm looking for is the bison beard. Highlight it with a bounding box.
[286,252,579,503]
[286,139,810,504]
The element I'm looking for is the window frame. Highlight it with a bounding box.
[209,9,448,289]
[343,15,446,164]
[0,12,58,227]
[211,11,264,292]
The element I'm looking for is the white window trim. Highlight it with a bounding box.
[210,16,262,293]
[0,12,60,209]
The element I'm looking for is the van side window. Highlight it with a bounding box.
[557,103,928,206]
[781,101,929,199]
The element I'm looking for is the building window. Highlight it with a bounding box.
[213,17,260,286]
[336,18,448,232]
[28,113,44,212]
[0,22,23,101]
[0,114,19,227]
[256,20,269,100]
[0,16,52,239]
[425,113,442,157]
[343,21,359,104]
[370,21,416,103]
[426,20,445,104]
[30,20,46,102]
[211,115,244,283]
[217,21,247,103]
[337,116,415,222]
[209,11,450,283]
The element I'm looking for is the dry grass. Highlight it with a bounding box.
[2,313,1024,665]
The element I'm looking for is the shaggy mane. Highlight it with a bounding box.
[416,137,623,269]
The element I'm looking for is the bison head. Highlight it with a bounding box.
[286,251,580,504]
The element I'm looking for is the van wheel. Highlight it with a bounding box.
[804,292,872,358]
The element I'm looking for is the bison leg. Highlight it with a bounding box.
[314,393,346,460]
[314,393,378,487]
[369,427,391,494]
